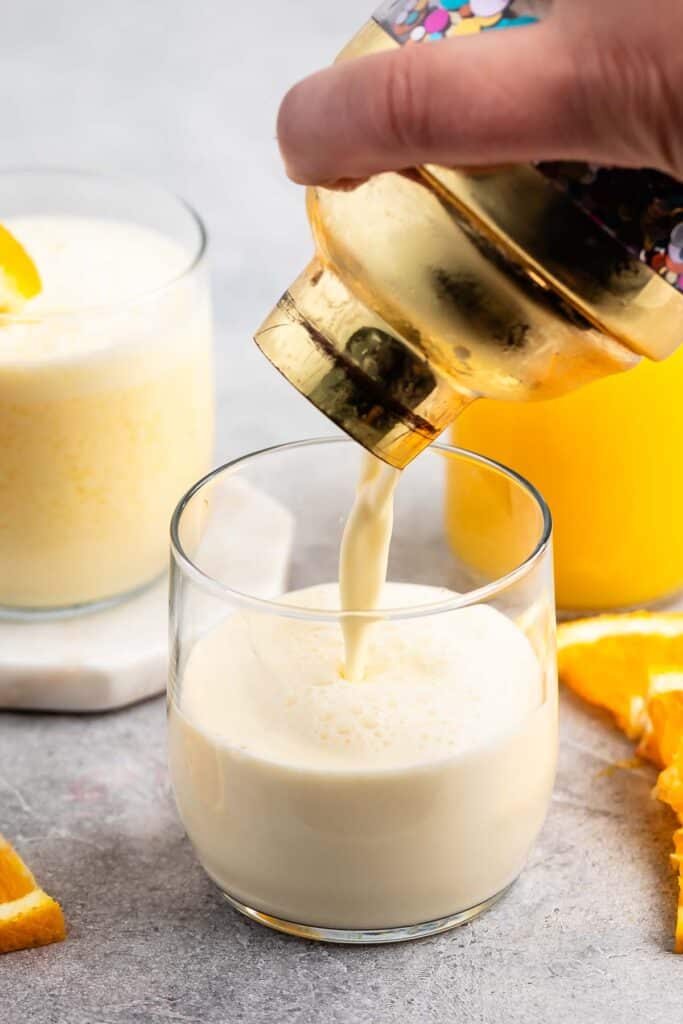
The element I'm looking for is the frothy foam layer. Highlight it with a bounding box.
[180,582,542,770]
[9,215,190,311]
[0,216,193,363]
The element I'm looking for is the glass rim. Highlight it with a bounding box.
[170,437,553,622]
[0,167,208,323]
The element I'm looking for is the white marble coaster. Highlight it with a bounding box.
[0,481,295,713]
[0,578,170,713]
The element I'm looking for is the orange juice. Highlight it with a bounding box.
[452,350,683,612]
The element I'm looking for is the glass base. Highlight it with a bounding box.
[221,883,512,945]
[0,571,165,622]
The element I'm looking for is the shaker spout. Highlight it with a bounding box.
[254,260,473,469]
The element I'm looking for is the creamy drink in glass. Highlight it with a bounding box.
[0,171,213,614]
[169,438,557,943]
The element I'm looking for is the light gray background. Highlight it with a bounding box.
[1,3,680,1022]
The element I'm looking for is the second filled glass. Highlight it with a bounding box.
[0,171,214,615]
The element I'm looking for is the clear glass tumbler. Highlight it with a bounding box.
[169,438,557,944]
[0,170,213,616]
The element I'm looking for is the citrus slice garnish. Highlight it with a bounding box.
[0,224,41,312]
[557,615,683,953]
[0,834,65,954]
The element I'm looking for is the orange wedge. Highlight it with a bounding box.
[558,615,683,952]
[0,224,41,312]
[0,834,65,954]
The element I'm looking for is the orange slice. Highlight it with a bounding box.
[637,673,683,767]
[670,828,683,954]
[0,224,41,312]
[557,616,683,953]
[643,676,683,953]
[656,751,683,820]
[557,613,683,733]
[0,834,65,954]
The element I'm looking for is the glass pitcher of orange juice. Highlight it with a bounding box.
[453,346,683,612]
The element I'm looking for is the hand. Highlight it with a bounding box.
[277,0,683,186]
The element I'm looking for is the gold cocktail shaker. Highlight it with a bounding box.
[256,1,683,468]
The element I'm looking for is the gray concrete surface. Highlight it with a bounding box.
[1,2,681,1022]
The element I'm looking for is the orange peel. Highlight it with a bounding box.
[0,834,65,954]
